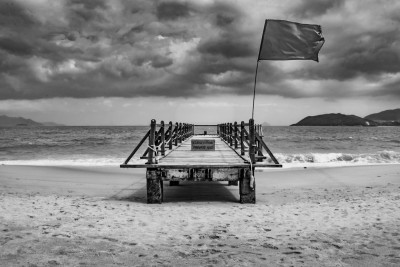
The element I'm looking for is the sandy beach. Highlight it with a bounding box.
[1,164,400,266]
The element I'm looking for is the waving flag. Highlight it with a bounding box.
[258,19,325,62]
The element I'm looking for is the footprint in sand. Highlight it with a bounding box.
[282,251,301,255]
[262,243,278,249]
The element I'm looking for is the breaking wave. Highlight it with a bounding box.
[268,150,400,167]
[1,151,400,168]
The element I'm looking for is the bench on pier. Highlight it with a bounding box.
[120,119,281,204]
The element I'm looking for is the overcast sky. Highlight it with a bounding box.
[1,0,399,125]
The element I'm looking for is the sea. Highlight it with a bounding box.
[1,126,400,168]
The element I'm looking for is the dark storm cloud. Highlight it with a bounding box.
[288,25,400,83]
[196,4,253,58]
[68,0,107,10]
[156,2,190,21]
[1,0,400,100]
[0,37,33,56]
[197,35,254,58]
[290,0,345,18]
[150,55,173,68]
[0,1,37,28]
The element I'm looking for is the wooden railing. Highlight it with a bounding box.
[123,118,279,166]
[217,119,279,165]
[123,119,194,165]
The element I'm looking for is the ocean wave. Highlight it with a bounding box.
[1,151,400,168]
[268,150,400,167]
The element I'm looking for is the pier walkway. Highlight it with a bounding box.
[121,119,281,203]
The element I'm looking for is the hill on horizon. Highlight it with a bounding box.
[291,113,378,126]
[0,115,63,127]
[365,108,400,122]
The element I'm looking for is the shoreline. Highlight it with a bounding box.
[1,161,400,168]
[1,164,400,266]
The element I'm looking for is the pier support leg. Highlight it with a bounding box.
[239,168,255,204]
[169,181,179,186]
[146,169,163,204]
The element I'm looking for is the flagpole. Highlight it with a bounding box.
[252,20,267,120]
[251,60,260,120]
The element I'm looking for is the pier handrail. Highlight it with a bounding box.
[217,119,280,165]
[122,119,194,165]
[124,129,150,165]
[122,118,279,167]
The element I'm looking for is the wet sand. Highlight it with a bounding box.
[1,164,400,266]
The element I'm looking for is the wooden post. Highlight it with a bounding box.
[249,118,255,164]
[239,168,255,204]
[254,124,258,159]
[147,119,156,164]
[240,121,245,156]
[184,123,188,139]
[160,121,165,156]
[178,123,182,143]
[225,123,228,143]
[174,122,178,146]
[168,121,173,150]
[257,125,263,161]
[234,122,238,149]
[225,123,228,141]
[146,168,163,203]
[229,123,233,146]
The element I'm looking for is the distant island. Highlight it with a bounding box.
[0,115,63,127]
[292,109,400,126]
[364,108,400,126]
[291,113,377,126]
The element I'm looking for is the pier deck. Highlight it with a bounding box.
[121,135,279,169]
[120,119,281,204]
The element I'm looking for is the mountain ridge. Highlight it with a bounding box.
[0,115,63,127]
[292,108,400,126]
[364,108,400,122]
[291,113,378,126]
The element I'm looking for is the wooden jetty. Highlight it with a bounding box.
[121,119,281,204]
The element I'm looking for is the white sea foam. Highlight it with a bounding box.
[2,151,400,168]
[272,150,400,168]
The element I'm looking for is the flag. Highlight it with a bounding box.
[258,19,325,62]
